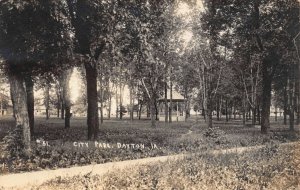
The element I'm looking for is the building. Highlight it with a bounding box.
[158,90,186,122]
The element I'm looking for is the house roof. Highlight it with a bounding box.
[159,90,184,101]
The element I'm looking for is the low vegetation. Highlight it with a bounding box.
[0,117,299,174]
[9,141,299,190]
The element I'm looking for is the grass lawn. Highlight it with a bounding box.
[0,116,299,175]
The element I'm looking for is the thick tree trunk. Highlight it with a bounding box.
[63,69,72,129]
[85,63,99,140]
[261,62,272,134]
[25,75,34,135]
[9,73,31,152]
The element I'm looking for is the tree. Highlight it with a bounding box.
[66,0,111,139]
[202,0,300,132]
[0,1,72,150]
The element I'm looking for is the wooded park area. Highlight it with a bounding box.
[0,0,300,189]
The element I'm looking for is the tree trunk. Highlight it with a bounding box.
[243,93,246,125]
[284,80,288,125]
[85,62,99,140]
[184,86,188,121]
[9,73,31,152]
[119,84,123,120]
[164,82,168,123]
[261,61,272,134]
[146,104,150,118]
[56,84,62,118]
[233,104,236,120]
[252,107,256,125]
[115,85,119,119]
[288,74,296,131]
[297,81,300,125]
[130,85,134,122]
[138,102,142,120]
[108,89,112,120]
[257,104,261,124]
[217,96,220,120]
[206,98,213,128]
[63,69,72,129]
[61,103,65,119]
[155,99,159,120]
[297,93,300,125]
[25,75,34,135]
[225,99,228,122]
[45,83,50,120]
[169,80,173,123]
[0,95,2,116]
[150,96,156,128]
[297,72,300,124]
[274,106,277,122]
[219,96,222,120]
[99,71,104,124]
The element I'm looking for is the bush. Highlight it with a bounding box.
[203,127,228,145]
[1,127,26,160]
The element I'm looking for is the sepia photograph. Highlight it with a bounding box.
[0,0,300,189]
